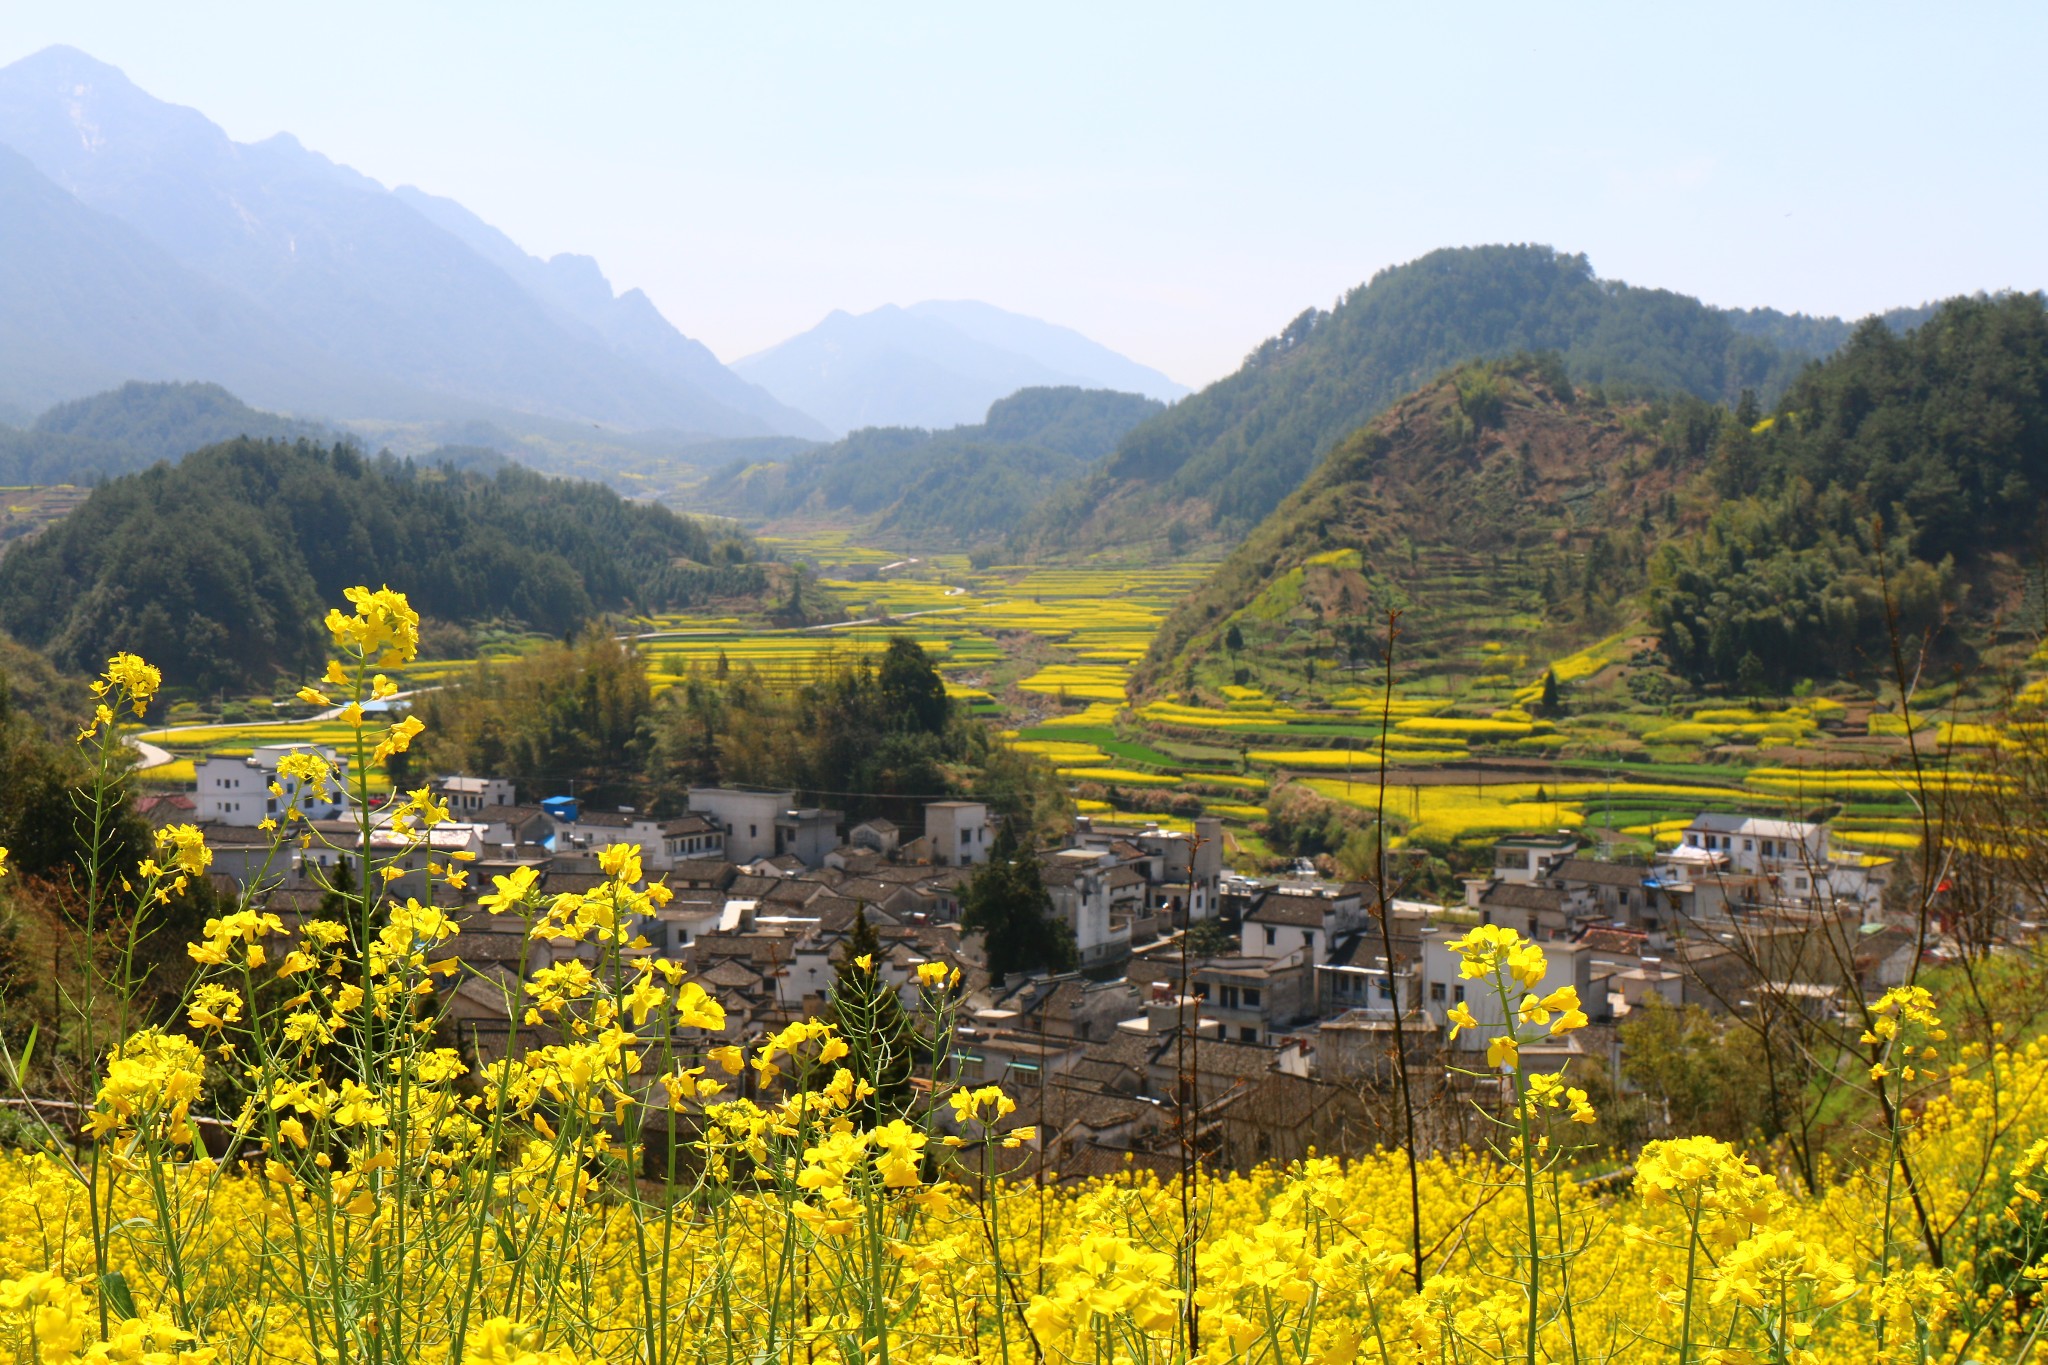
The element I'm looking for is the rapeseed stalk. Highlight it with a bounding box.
[7,587,2048,1362]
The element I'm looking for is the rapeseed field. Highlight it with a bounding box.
[8,588,2048,1362]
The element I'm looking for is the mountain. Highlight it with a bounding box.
[0,438,766,693]
[691,387,1162,545]
[389,186,827,438]
[0,46,814,439]
[0,381,326,483]
[1135,356,1684,695]
[1142,292,2048,699]
[1026,245,1890,556]
[1724,303,1939,357]
[0,140,376,417]
[733,301,1187,436]
[1650,292,2048,687]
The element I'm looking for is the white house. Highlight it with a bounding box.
[566,810,669,866]
[195,743,350,827]
[1041,849,1146,968]
[1239,883,1366,964]
[774,808,844,868]
[849,819,901,856]
[434,775,516,815]
[1489,832,1581,884]
[924,801,992,866]
[661,814,725,864]
[1070,815,1225,920]
[1678,815,1828,877]
[688,788,795,864]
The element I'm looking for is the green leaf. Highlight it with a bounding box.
[100,1271,137,1321]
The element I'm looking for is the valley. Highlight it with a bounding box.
[121,514,2029,881]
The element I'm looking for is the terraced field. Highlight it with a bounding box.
[129,530,2043,871]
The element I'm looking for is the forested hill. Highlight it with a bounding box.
[1133,355,1691,695]
[0,381,326,483]
[691,386,1162,545]
[1141,291,2048,699]
[1025,245,1891,556]
[1651,291,2048,686]
[0,439,762,692]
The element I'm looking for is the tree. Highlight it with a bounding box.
[824,910,916,1123]
[0,438,763,693]
[1619,998,1798,1142]
[1539,670,1559,713]
[0,722,148,883]
[1224,623,1244,655]
[1734,387,1761,428]
[1185,918,1237,958]
[960,826,1077,985]
[1736,650,1768,697]
[876,635,950,736]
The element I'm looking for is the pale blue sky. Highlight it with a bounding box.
[3,3,2042,385]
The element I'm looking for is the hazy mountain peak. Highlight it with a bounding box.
[734,298,1186,435]
[0,47,825,440]
[541,252,615,311]
[6,43,134,88]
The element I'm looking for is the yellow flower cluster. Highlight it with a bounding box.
[83,1029,206,1145]
[325,584,419,666]
[16,589,2048,1364]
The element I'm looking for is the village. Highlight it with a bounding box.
[159,738,1963,1179]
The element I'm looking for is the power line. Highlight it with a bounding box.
[417,768,984,805]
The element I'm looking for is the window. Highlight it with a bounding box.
[1263,926,1276,947]
[1453,984,1465,1004]
[1304,930,1315,952]
[1243,988,1261,1007]
[1240,1027,1258,1043]
[1221,986,1240,1008]
[749,825,757,838]
[960,830,970,845]
[1377,976,1394,1001]
[1743,839,1754,852]
[1429,982,1446,1002]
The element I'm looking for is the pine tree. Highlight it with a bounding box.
[1736,650,1769,697]
[825,909,916,1123]
[961,825,1078,985]
[1540,670,1560,713]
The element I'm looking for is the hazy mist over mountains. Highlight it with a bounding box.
[0,45,831,437]
[0,45,1183,455]
[0,40,1975,535]
[735,300,1189,436]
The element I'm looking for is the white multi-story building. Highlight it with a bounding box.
[688,788,796,864]
[1676,815,1828,877]
[195,743,350,827]
[1041,849,1146,968]
[1239,882,1367,964]
[435,775,516,815]
[565,809,670,865]
[924,801,992,866]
